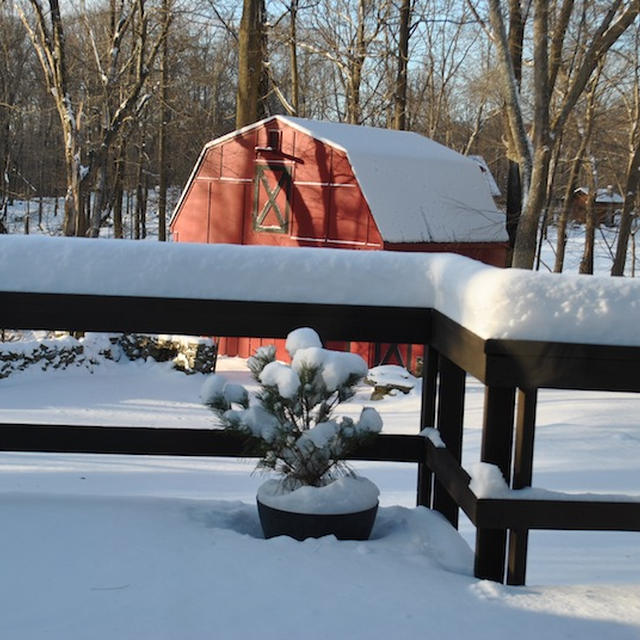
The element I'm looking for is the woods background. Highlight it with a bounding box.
[1,0,639,273]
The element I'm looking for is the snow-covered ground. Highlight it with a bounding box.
[1,357,639,639]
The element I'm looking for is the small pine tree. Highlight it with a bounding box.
[202,328,382,490]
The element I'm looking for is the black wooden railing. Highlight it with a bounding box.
[2,290,640,586]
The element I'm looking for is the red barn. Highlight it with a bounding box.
[171,116,508,368]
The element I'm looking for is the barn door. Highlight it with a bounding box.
[253,163,291,233]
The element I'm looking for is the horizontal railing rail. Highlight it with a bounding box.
[0,423,426,463]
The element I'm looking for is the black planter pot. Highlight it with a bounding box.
[257,498,378,541]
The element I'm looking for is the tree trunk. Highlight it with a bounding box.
[513,146,551,268]
[505,161,521,250]
[554,153,582,273]
[157,0,170,242]
[0,114,9,211]
[511,0,551,269]
[347,0,367,124]
[393,0,410,130]
[555,72,598,272]
[113,153,124,239]
[488,0,532,233]
[580,205,596,274]
[134,125,147,240]
[289,0,299,115]
[504,0,525,254]
[236,0,265,128]
[89,151,108,238]
[126,189,132,238]
[62,139,86,237]
[579,157,597,275]
[611,143,640,276]
[140,176,148,239]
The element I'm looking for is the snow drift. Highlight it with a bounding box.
[1,235,639,346]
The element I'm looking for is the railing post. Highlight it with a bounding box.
[432,355,465,527]
[507,388,538,585]
[474,385,516,583]
[417,345,439,507]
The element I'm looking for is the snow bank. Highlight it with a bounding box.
[0,235,437,307]
[425,253,640,345]
[3,235,640,346]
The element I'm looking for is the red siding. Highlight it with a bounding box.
[291,184,329,242]
[330,185,372,246]
[173,179,209,243]
[221,131,255,180]
[209,181,246,244]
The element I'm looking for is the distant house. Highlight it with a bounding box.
[171,115,508,368]
[571,186,624,226]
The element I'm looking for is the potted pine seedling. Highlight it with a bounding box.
[201,327,382,540]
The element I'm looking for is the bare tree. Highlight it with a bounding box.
[0,6,30,214]
[503,0,525,254]
[297,0,389,124]
[479,0,640,268]
[17,0,168,236]
[412,0,479,142]
[289,0,300,114]
[553,69,602,273]
[579,153,598,274]
[157,0,172,242]
[236,0,267,127]
[392,0,411,129]
[612,25,640,276]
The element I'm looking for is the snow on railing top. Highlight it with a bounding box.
[1,235,639,347]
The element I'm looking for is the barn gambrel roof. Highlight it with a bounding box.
[174,116,508,245]
[280,117,507,244]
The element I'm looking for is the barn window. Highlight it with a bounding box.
[267,129,282,151]
[253,164,291,233]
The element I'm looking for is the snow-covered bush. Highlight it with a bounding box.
[202,328,382,490]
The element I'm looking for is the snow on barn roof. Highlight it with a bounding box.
[468,155,501,198]
[278,116,507,244]
[175,116,507,245]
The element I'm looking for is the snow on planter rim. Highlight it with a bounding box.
[2,235,640,346]
[257,477,380,515]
